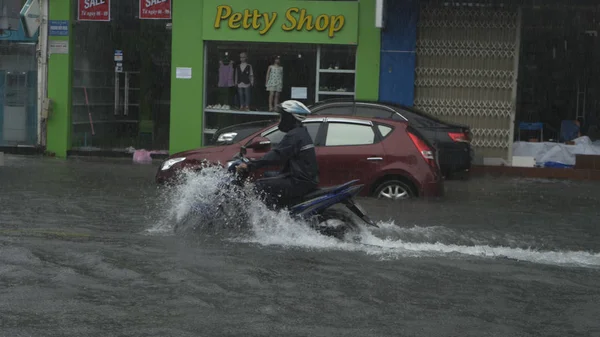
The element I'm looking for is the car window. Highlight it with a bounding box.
[304,122,321,142]
[314,106,354,116]
[325,123,375,146]
[355,106,394,119]
[265,129,285,145]
[377,125,393,138]
[264,122,321,145]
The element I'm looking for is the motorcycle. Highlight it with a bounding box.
[178,136,379,241]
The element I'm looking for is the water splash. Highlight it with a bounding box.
[147,166,232,234]
[147,168,600,269]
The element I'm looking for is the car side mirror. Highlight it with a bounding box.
[245,136,271,150]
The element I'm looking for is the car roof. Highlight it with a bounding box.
[310,98,453,125]
[310,98,408,110]
[257,114,407,136]
[303,114,406,124]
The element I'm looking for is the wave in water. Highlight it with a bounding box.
[147,168,600,269]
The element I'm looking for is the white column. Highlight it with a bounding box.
[375,0,385,28]
[507,6,522,166]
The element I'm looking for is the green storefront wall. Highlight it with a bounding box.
[170,0,381,155]
[45,0,381,157]
[46,0,74,158]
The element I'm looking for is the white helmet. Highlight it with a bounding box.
[279,100,312,121]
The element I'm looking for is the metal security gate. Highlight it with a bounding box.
[414,2,520,161]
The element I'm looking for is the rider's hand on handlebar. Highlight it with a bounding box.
[236,163,248,173]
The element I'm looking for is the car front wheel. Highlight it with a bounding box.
[373,180,416,201]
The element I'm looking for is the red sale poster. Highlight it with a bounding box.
[139,0,172,20]
[78,0,111,21]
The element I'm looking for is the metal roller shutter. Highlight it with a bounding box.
[414,2,521,161]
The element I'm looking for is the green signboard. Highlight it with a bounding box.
[202,0,359,45]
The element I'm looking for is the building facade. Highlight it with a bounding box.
[44,0,380,157]
[32,0,600,164]
[380,0,600,163]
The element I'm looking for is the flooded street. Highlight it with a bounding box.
[1,154,600,337]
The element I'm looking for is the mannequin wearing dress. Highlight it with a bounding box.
[265,56,283,112]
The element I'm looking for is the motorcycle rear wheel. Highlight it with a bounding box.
[314,208,362,241]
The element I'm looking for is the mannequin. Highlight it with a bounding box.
[217,52,234,108]
[234,52,254,111]
[265,55,283,112]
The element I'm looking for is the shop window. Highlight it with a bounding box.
[203,42,356,144]
[325,123,375,146]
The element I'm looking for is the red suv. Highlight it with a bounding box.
[156,115,444,200]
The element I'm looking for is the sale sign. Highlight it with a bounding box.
[78,0,110,21]
[139,0,172,20]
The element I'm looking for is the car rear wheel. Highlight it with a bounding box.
[373,180,416,201]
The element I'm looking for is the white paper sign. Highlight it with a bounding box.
[49,40,69,54]
[291,87,307,99]
[176,67,192,79]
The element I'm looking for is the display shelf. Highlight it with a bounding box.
[72,120,139,125]
[72,103,140,107]
[315,46,356,102]
[205,108,279,116]
[73,69,141,75]
[73,86,141,90]
[317,91,355,96]
[318,69,355,74]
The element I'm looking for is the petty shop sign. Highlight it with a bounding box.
[78,0,110,21]
[139,0,171,20]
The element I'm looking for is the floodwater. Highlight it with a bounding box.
[1,154,599,337]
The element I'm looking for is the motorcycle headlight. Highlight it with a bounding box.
[226,160,235,168]
[161,157,186,171]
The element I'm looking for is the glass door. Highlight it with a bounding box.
[71,0,172,151]
[0,42,38,146]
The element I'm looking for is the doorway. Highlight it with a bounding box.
[0,42,38,146]
[71,0,172,152]
[516,6,600,141]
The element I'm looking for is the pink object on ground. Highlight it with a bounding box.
[133,149,153,164]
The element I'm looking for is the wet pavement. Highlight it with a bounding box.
[1,154,600,337]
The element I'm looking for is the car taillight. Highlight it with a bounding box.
[408,132,435,167]
[448,132,471,143]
